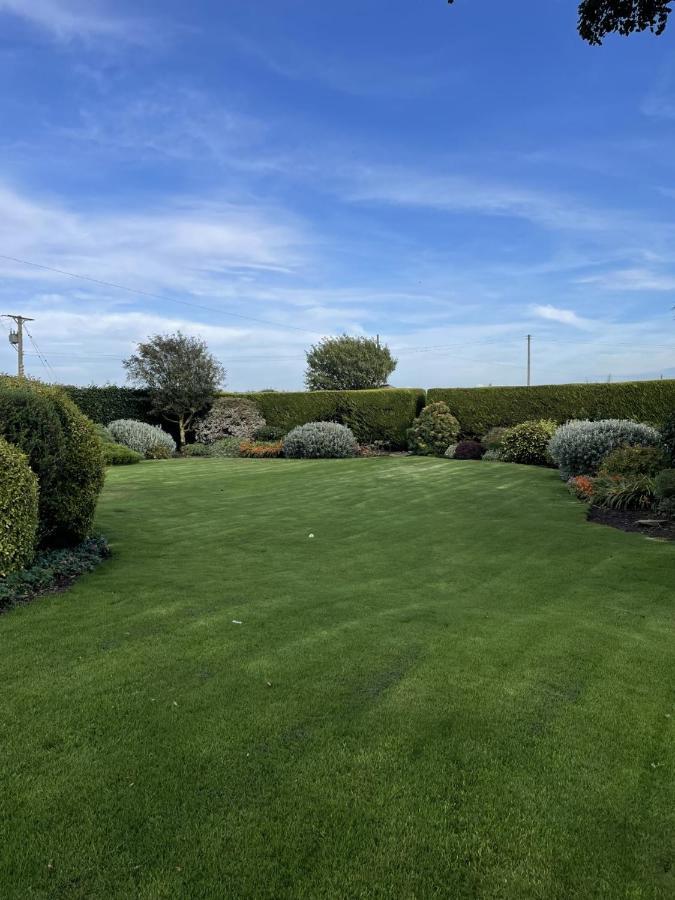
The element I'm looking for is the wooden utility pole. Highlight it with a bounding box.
[2,314,34,377]
[526,334,532,386]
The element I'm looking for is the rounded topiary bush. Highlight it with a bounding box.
[106,419,176,457]
[407,402,460,457]
[0,377,104,547]
[548,419,662,480]
[0,436,38,575]
[194,397,265,443]
[500,420,557,466]
[283,421,358,459]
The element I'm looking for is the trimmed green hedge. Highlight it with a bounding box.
[62,385,153,425]
[0,378,105,547]
[427,380,675,438]
[220,389,425,448]
[0,436,38,576]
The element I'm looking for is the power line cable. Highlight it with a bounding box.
[0,253,325,337]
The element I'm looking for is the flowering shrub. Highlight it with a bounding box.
[548,419,661,480]
[567,475,595,501]
[453,440,485,460]
[407,402,460,457]
[239,440,283,458]
[194,398,264,443]
[283,422,358,459]
[500,420,556,466]
[106,419,176,457]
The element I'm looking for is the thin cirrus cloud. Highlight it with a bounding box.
[576,268,675,292]
[0,181,308,293]
[0,0,149,42]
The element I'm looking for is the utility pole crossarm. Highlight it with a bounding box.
[2,314,34,378]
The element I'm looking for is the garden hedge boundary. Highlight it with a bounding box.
[427,380,675,437]
[221,389,426,447]
[62,385,154,425]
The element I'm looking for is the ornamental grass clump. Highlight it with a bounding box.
[106,419,176,458]
[548,419,662,480]
[283,422,358,459]
[500,420,556,466]
[407,402,460,457]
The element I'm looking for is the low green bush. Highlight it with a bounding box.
[548,419,662,479]
[0,535,110,609]
[427,380,675,437]
[654,468,675,501]
[500,420,556,466]
[210,437,242,458]
[0,437,38,576]
[599,445,669,478]
[283,422,358,459]
[481,449,504,462]
[407,402,460,457]
[103,443,143,465]
[0,377,105,547]
[181,442,212,458]
[145,444,173,460]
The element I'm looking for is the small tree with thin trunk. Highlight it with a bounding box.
[123,332,225,446]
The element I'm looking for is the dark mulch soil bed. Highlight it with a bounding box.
[588,506,675,540]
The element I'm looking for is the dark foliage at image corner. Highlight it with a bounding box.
[0,536,110,610]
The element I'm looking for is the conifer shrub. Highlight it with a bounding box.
[407,402,460,456]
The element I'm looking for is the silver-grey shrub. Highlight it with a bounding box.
[481,449,504,462]
[194,398,264,444]
[283,421,358,459]
[106,419,176,456]
[548,419,661,479]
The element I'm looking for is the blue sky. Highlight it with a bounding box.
[0,0,673,389]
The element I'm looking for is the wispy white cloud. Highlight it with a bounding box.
[576,267,675,292]
[343,165,623,234]
[0,181,308,293]
[0,0,149,42]
[531,304,594,329]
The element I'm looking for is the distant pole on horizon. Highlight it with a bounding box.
[2,314,33,377]
[526,334,532,386]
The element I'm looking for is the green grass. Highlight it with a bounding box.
[1,457,673,899]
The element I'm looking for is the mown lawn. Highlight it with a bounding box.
[1,457,673,899]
